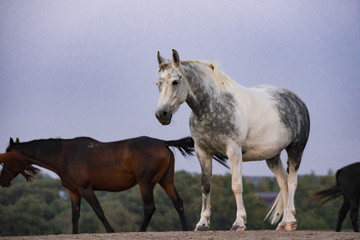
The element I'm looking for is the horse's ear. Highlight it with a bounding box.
[9,138,14,145]
[172,49,180,67]
[157,51,165,65]
[15,138,20,143]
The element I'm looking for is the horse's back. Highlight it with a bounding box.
[123,136,170,156]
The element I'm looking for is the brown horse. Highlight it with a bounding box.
[0,136,204,233]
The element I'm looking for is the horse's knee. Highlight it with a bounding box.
[201,175,211,194]
[231,183,243,194]
[201,184,211,194]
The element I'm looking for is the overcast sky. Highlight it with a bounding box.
[1,0,359,177]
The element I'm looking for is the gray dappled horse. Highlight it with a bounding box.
[155,50,310,231]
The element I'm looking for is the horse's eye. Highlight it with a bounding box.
[172,80,179,86]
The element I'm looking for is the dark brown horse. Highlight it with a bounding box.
[0,136,202,233]
[312,162,360,232]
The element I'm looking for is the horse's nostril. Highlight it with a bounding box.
[155,110,168,119]
[155,109,172,124]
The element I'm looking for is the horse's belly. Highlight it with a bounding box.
[242,134,291,161]
[242,146,282,161]
[91,172,137,192]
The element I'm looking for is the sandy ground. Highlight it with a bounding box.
[0,231,359,240]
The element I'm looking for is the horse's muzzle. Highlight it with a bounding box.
[155,108,172,125]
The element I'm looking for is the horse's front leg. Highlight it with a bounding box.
[194,147,213,231]
[69,190,81,234]
[227,145,246,231]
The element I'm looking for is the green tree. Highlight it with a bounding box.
[2,170,357,236]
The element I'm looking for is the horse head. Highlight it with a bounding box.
[155,49,189,125]
[0,138,39,187]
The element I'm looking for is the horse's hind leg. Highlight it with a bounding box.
[265,154,288,230]
[284,144,305,231]
[336,197,350,232]
[349,198,359,232]
[160,179,188,230]
[78,186,114,233]
[138,184,156,231]
[69,190,81,234]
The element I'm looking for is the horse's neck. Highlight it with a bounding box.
[182,63,225,117]
[16,142,61,175]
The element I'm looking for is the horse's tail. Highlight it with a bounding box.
[212,153,229,169]
[311,170,342,208]
[165,137,195,157]
[165,137,229,168]
[264,190,284,225]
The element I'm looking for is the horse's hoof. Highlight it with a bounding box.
[195,225,209,231]
[230,224,246,231]
[285,222,297,231]
[236,226,246,231]
[275,224,285,231]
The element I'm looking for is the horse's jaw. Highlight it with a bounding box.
[159,120,171,125]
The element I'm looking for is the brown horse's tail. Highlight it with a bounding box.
[311,170,343,208]
[165,137,195,157]
[165,137,229,169]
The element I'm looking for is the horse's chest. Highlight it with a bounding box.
[190,115,240,155]
[190,93,239,133]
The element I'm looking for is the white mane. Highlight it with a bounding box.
[184,60,237,91]
[211,64,238,91]
[158,59,238,91]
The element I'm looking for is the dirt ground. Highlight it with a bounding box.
[0,231,359,240]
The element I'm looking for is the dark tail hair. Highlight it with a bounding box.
[165,137,195,157]
[165,137,229,169]
[311,170,342,208]
[212,153,229,169]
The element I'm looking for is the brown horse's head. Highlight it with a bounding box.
[0,138,40,187]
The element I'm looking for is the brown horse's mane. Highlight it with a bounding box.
[0,152,40,181]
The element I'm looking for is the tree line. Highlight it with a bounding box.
[0,170,355,236]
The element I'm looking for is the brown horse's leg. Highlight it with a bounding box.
[159,151,188,230]
[160,183,188,231]
[78,186,114,233]
[139,184,156,231]
[69,191,81,234]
